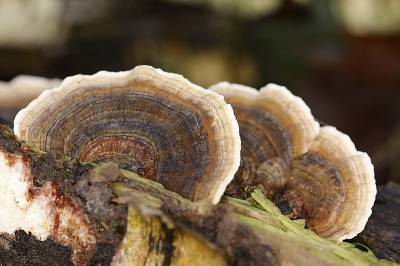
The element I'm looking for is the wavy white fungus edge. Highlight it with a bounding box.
[209,82,376,241]
[309,126,376,242]
[0,75,61,107]
[14,65,241,205]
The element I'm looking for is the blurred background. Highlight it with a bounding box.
[0,0,400,186]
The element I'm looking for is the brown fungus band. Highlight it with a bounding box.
[209,82,319,199]
[210,82,376,241]
[284,126,376,241]
[14,66,241,204]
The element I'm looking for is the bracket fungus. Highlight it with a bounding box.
[209,82,320,199]
[1,66,381,264]
[278,126,376,241]
[210,82,376,241]
[0,75,61,108]
[14,65,241,205]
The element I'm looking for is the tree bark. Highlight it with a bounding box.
[352,182,400,263]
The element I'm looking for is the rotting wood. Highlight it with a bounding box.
[0,124,397,265]
[352,182,400,263]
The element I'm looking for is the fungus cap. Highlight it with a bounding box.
[210,82,375,241]
[209,82,319,198]
[278,126,376,241]
[14,66,241,204]
[0,75,61,108]
[210,82,319,158]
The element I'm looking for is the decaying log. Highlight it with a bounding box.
[353,182,400,263]
[111,206,227,265]
[0,124,126,265]
[0,124,397,265]
[0,123,277,266]
[110,175,279,266]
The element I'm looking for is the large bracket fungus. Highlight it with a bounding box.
[14,66,241,204]
[210,82,376,241]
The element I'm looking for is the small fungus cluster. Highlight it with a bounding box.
[210,82,376,241]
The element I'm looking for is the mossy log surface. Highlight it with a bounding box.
[0,124,398,265]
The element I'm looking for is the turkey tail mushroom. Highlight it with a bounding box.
[209,82,319,199]
[6,66,241,265]
[0,75,61,108]
[281,126,376,241]
[210,82,376,242]
[14,66,241,205]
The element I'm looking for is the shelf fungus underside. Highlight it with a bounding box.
[210,82,376,241]
[14,66,241,204]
